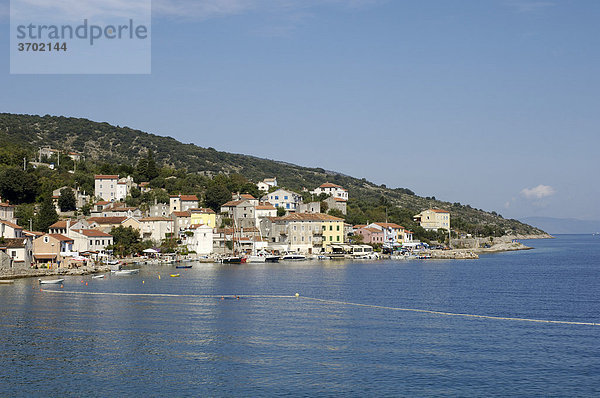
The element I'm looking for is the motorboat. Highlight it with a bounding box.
[0,280,15,284]
[91,274,106,279]
[175,265,192,269]
[281,253,306,261]
[113,269,140,275]
[170,274,180,277]
[220,256,244,264]
[38,279,64,284]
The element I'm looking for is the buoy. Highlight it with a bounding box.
[60,285,63,288]
[142,280,145,284]
[158,275,161,280]
[295,293,300,297]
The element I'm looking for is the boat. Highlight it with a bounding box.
[281,253,306,261]
[38,279,64,284]
[91,274,106,279]
[247,254,266,263]
[175,265,192,269]
[0,280,15,284]
[170,274,180,277]
[113,269,140,275]
[221,256,244,264]
[265,255,280,263]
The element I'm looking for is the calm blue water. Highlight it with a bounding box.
[1,235,599,396]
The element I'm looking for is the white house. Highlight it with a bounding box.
[257,177,277,192]
[311,182,348,201]
[182,224,213,255]
[69,229,113,253]
[0,201,16,223]
[94,175,119,201]
[262,189,302,212]
[414,209,451,231]
[139,217,174,243]
[0,220,23,239]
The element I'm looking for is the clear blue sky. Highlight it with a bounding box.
[1,0,599,220]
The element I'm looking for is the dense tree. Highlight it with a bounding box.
[146,150,159,180]
[276,206,286,217]
[14,204,35,229]
[204,182,231,212]
[109,226,141,256]
[58,188,76,212]
[0,167,38,204]
[35,195,58,232]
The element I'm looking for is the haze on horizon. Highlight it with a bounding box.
[1,0,598,222]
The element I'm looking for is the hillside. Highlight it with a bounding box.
[0,113,546,236]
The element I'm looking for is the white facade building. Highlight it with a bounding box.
[262,189,302,212]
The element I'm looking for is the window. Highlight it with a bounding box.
[275,196,279,200]
[337,236,340,241]
[43,236,49,243]
[336,225,340,231]
[284,196,288,200]
[329,225,332,231]
[329,236,332,241]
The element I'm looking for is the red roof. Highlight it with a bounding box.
[49,220,68,229]
[431,209,450,213]
[256,204,276,210]
[87,217,127,224]
[333,198,347,202]
[0,238,26,249]
[240,194,256,200]
[173,211,191,217]
[221,200,244,207]
[373,222,404,230]
[0,220,23,229]
[319,182,342,189]
[171,194,198,201]
[95,201,110,206]
[190,208,216,214]
[94,175,119,179]
[48,234,74,242]
[73,229,113,237]
[0,202,15,208]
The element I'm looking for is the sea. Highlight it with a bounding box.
[1,234,599,396]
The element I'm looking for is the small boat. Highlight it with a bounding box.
[221,256,244,264]
[91,274,106,279]
[265,255,280,263]
[175,265,192,269]
[113,269,140,275]
[38,279,64,284]
[281,253,306,261]
[170,274,180,277]
[247,255,266,263]
[0,280,15,284]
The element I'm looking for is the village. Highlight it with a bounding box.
[0,170,456,270]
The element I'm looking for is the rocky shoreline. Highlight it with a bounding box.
[0,265,111,281]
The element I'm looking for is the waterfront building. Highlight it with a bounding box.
[264,213,344,254]
[69,229,114,254]
[0,220,23,239]
[181,224,213,255]
[220,200,257,229]
[33,234,74,268]
[354,227,385,245]
[414,209,450,231]
[139,217,174,244]
[0,238,32,268]
[367,222,405,247]
[172,210,192,234]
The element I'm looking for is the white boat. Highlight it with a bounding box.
[113,269,140,275]
[91,274,106,279]
[0,280,15,284]
[38,279,64,284]
[247,254,266,263]
[281,253,306,261]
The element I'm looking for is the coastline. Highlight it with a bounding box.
[0,265,111,281]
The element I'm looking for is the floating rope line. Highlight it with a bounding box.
[40,290,600,327]
[299,296,600,327]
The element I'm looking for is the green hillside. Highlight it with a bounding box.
[0,113,546,236]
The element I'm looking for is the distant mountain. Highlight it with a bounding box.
[520,217,600,234]
[0,113,547,235]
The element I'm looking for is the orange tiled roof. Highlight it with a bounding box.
[0,220,23,229]
[73,229,113,237]
[373,222,404,229]
[319,182,343,189]
[48,234,74,242]
[173,211,191,217]
[94,175,119,179]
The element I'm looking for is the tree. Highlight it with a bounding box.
[58,188,76,212]
[35,196,59,232]
[327,208,345,219]
[204,182,231,212]
[109,226,141,256]
[14,204,35,229]
[277,206,286,217]
[146,150,159,180]
[0,167,38,204]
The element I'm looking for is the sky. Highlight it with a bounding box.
[1,0,599,221]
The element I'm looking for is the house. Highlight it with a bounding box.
[181,224,213,255]
[220,200,256,229]
[263,213,344,254]
[297,201,321,214]
[39,147,59,159]
[255,202,277,224]
[91,202,142,218]
[0,238,33,269]
[257,177,277,192]
[69,229,113,254]
[367,222,406,247]
[139,217,174,243]
[169,194,199,213]
[310,182,348,201]
[94,175,119,201]
[68,152,81,162]
[354,227,385,245]
[0,201,16,222]
[0,220,23,239]
[324,196,347,215]
[213,226,261,255]
[261,189,302,213]
[172,211,191,234]
[87,217,128,233]
[48,219,88,235]
[93,201,111,213]
[190,208,216,228]
[231,193,259,206]
[414,209,450,231]
[33,234,75,268]
[139,182,151,193]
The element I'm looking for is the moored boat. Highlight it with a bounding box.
[0,279,15,284]
[281,253,306,261]
[91,274,106,279]
[114,269,140,275]
[175,265,192,269]
[38,278,64,284]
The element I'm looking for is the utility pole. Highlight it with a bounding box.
[29,218,33,231]
[23,157,26,171]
